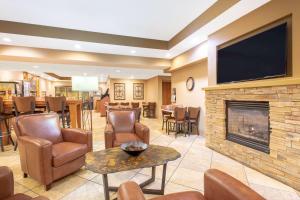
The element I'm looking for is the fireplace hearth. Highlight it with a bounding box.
[226,101,270,153]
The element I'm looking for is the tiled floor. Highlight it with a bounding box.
[1,113,300,200]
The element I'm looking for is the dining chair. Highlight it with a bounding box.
[45,96,70,128]
[188,107,201,135]
[167,107,188,137]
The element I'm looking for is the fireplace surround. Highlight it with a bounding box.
[205,80,300,191]
[226,101,270,153]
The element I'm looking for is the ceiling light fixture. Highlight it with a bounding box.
[83,72,87,76]
[130,50,136,54]
[32,65,40,69]
[130,75,134,79]
[2,37,11,42]
[74,44,81,49]
[115,70,121,73]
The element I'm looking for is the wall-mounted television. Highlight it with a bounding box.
[217,22,288,84]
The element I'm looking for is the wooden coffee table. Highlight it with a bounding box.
[85,145,181,200]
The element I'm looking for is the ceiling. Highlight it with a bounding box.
[0,0,216,40]
[0,0,270,80]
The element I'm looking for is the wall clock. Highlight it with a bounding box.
[186,77,194,91]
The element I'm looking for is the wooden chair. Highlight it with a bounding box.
[145,102,156,118]
[188,107,200,135]
[0,97,15,152]
[131,102,140,108]
[45,96,70,128]
[12,96,41,151]
[161,105,172,132]
[167,107,188,137]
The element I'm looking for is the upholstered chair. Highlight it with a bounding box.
[117,169,265,200]
[105,110,149,149]
[13,113,92,190]
[0,166,48,200]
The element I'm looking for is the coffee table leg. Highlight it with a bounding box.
[102,174,109,200]
[161,163,167,194]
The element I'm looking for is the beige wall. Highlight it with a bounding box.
[171,60,208,134]
[208,0,300,85]
[0,71,23,81]
[109,79,146,103]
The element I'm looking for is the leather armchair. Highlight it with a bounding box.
[105,111,149,149]
[0,166,48,200]
[13,113,93,190]
[117,169,265,200]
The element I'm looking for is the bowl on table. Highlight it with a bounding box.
[120,141,148,156]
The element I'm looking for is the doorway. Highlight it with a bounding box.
[162,81,171,105]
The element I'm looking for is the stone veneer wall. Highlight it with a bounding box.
[205,84,300,190]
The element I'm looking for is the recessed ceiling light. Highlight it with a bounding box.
[130,75,134,79]
[165,53,171,58]
[130,50,136,54]
[2,37,11,42]
[83,72,87,76]
[32,65,39,69]
[192,37,200,44]
[115,70,121,73]
[74,44,81,49]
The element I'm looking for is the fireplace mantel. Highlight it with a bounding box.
[203,77,300,91]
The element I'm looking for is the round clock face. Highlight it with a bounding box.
[186,77,194,91]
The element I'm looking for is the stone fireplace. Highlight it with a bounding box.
[204,80,300,191]
[226,101,270,153]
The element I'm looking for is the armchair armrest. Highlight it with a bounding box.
[118,181,146,200]
[134,122,149,144]
[18,136,53,186]
[0,166,13,199]
[204,169,265,200]
[104,124,115,149]
[61,128,93,152]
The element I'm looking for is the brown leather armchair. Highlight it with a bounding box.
[117,169,265,200]
[13,113,93,191]
[105,111,149,149]
[0,166,48,200]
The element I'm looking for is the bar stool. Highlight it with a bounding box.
[167,107,188,137]
[0,97,15,152]
[45,96,70,128]
[187,107,200,135]
[13,96,42,151]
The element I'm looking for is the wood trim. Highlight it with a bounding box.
[0,45,171,69]
[203,77,300,91]
[168,0,239,48]
[0,20,168,50]
[45,73,71,80]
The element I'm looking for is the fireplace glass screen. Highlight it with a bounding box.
[226,101,270,153]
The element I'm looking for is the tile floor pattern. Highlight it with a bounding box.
[1,113,300,200]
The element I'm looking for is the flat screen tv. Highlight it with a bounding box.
[217,22,288,84]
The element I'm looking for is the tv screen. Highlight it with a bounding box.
[217,23,288,84]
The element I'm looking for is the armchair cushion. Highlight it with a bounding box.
[14,113,63,144]
[61,128,93,152]
[104,124,115,149]
[108,111,135,133]
[114,133,142,147]
[134,123,150,144]
[0,166,13,200]
[52,142,87,167]
[151,192,205,200]
[4,193,32,200]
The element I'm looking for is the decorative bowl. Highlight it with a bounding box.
[120,141,148,156]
